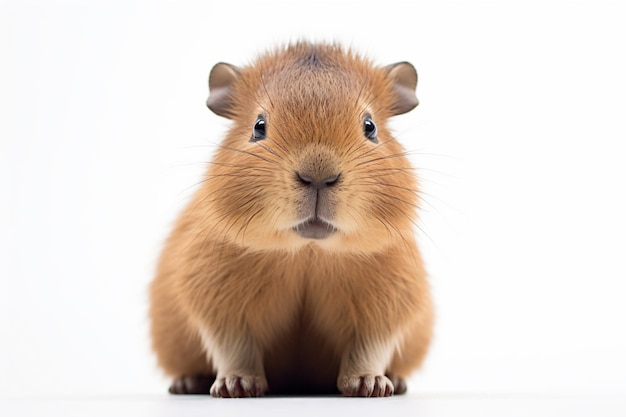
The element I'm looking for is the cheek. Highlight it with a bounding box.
[249,179,302,230]
[334,172,417,237]
[333,187,370,234]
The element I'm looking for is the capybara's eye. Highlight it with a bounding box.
[251,115,267,142]
[363,115,378,143]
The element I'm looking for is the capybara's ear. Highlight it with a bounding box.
[206,62,241,119]
[385,62,418,115]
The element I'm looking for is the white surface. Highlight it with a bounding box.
[2,394,626,417]
[1,0,626,401]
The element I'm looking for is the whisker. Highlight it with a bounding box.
[173,167,272,202]
[193,181,265,204]
[237,206,264,246]
[363,189,420,211]
[371,194,437,249]
[253,97,271,116]
[350,180,419,194]
[218,196,259,243]
[353,166,414,173]
[186,204,237,271]
[375,203,414,252]
[205,160,277,171]
[343,140,369,160]
[187,173,269,196]
[346,138,393,162]
[356,87,381,116]
[218,144,285,168]
[261,75,275,109]
[353,151,414,168]
[412,218,439,250]
[375,216,395,246]
[351,180,442,214]
[353,77,369,110]
[253,140,284,160]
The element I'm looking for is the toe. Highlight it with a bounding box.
[339,375,394,397]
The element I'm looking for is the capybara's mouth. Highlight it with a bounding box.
[293,218,337,240]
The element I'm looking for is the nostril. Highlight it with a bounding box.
[324,173,340,187]
[296,172,313,186]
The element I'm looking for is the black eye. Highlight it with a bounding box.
[363,116,378,143]
[251,115,267,142]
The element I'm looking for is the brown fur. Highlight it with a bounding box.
[149,42,433,397]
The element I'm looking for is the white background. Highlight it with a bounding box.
[1,0,625,405]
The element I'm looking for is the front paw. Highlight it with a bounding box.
[338,375,394,397]
[210,375,268,398]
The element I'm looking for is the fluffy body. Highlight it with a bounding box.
[149,42,433,397]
